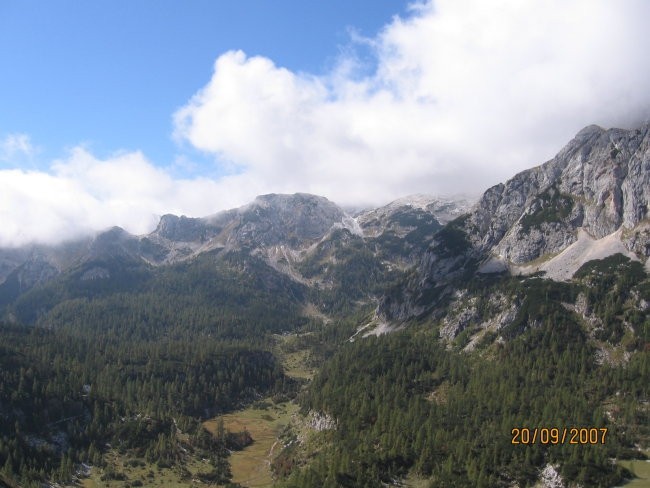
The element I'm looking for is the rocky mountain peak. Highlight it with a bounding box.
[573,123,605,139]
[88,226,140,260]
[231,193,346,246]
[153,214,214,242]
[467,122,650,264]
[380,122,650,324]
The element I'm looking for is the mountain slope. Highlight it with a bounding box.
[380,123,650,324]
[274,124,650,488]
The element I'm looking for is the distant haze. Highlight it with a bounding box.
[2,0,650,246]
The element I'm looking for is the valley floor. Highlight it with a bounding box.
[204,401,298,487]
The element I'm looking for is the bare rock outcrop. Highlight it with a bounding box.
[380,122,650,323]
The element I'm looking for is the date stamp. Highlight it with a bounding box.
[511,427,608,445]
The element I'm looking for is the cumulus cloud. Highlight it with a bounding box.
[3,0,650,247]
[0,148,261,247]
[175,0,650,206]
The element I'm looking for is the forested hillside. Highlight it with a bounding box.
[0,249,313,487]
[275,256,648,487]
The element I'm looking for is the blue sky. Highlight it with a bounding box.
[0,1,407,169]
[1,0,650,245]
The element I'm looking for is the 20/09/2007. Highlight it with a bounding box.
[511,427,608,445]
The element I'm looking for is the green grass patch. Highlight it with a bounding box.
[204,400,299,487]
[81,448,214,488]
[618,458,650,487]
[273,333,316,380]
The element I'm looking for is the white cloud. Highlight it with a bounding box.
[175,0,650,206]
[0,133,36,162]
[0,147,261,247]
[3,0,650,247]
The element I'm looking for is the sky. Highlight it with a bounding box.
[1,0,650,246]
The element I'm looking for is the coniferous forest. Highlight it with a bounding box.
[4,1,650,486]
[0,233,648,487]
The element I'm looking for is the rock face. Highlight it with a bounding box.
[224,193,347,248]
[539,464,564,488]
[477,124,650,262]
[306,411,337,431]
[380,123,650,323]
[140,193,348,265]
[0,256,59,307]
[466,124,650,262]
[153,214,218,243]
[0,239,93,305]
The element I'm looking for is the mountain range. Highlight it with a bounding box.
[4,124,649,327]
[0,123,648,488]
[0,192,474,325]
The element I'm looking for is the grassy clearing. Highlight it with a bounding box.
[204,400,299,487]
[80,449,214,487]
[272,333,315,380]
[619,458,650,487]
[82,335,310,488]
[282,349,313,379]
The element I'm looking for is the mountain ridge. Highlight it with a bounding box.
[0,192,470,324]
[378,122,650,338]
